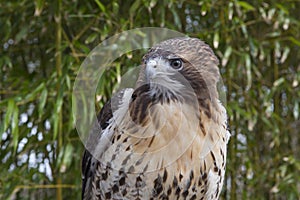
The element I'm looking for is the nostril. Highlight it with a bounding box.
[147,60,157,68]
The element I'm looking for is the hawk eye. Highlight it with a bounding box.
[170,59,183,70]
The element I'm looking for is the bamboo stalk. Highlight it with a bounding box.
[55,0,63,200]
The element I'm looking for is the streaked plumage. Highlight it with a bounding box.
[82,37,230,200]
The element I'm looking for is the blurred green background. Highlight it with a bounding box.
[1,0,300,199]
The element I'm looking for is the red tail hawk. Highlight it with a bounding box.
[82,37,230,199]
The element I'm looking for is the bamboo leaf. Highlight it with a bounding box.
[222,46,232,66]
[24,83,45,102]
[85,33,98,44]
[171,7,182,29]
[94,0,106,12]
[60,143,74,173]
[15,26,29,43]
[38,88,48,119]
[0,99,15,139]
[293,102,299,120]
[129,0,141,16]
[245,54,252,90]
[213,32,219,49]
[34,0,45,16]
[52,112,59,140]
[55,82,64,114]
[12,105,19,153]
[273,77,285,88]
[66,74,71,90]
[289,36,300,47]
[237,1,255,11]
[201,2,208,16]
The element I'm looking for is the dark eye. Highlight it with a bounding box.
[170,59,183,70]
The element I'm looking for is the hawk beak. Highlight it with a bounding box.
[145,59,158,82]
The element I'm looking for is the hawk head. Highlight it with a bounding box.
[131,37,221,123]
[136,37,220,102]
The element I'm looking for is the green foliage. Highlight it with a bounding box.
[1,0,300,199]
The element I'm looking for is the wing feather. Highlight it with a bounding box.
[81,88,132,200]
